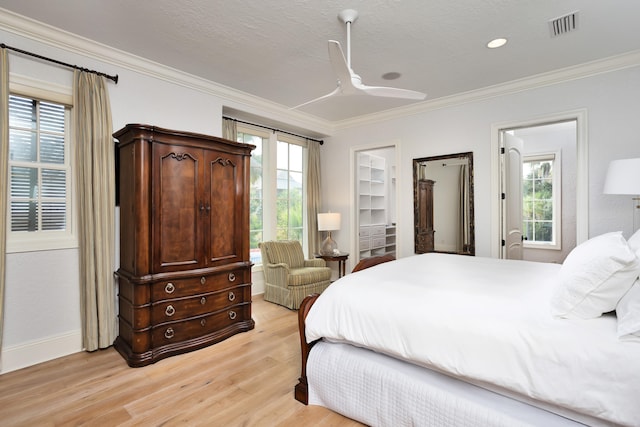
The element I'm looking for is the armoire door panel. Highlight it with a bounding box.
[206,152,242,264]
[153,144,204,271]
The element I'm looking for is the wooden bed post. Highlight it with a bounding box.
[294,294,320,404]
[294,256,396,404]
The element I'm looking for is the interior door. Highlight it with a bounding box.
[503,132,524,260]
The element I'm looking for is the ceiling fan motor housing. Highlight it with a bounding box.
[338,9,359,24]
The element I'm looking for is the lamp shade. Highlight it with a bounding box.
[318,212,341,231]
[603,158,640,195]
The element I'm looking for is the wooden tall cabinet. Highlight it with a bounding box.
[415,179,435,253]
[114,124,255,367]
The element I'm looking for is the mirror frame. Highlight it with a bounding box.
[413,151,475,256]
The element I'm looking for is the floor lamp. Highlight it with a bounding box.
[603,158,640,232]
[318,212,341,255]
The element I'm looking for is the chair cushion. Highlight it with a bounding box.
[263,240,305,268]
[288,267,332,287]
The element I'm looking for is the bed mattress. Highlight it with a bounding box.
[305,253,640,426]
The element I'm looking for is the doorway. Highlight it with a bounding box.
[351,144,399,264]
[491,110,588,261]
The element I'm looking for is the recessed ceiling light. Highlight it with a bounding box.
[382,72,401,80]
[487,38,508,49]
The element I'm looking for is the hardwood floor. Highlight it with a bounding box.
[0,296,363,427]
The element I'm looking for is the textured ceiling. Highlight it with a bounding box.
[1,0,639,122]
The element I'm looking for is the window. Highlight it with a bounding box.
[237,125,307,265]
[8,93,74,252]
[237,129,266,264]
[522,152,561,249]
[276,140,303,241]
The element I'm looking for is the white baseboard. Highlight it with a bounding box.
[252,270,265,295]
[1,330,82,374]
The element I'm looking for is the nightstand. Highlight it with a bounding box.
[315,252,349,278]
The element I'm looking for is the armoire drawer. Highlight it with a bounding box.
[151,269,249,301]
[152,302,251,346]
[152,284,250,323]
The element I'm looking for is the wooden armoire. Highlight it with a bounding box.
[113,124,255,367]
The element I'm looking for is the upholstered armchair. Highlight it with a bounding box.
[259,240,332,309]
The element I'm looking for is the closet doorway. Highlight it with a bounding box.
[492,110,588,262]
[351,144,399,265]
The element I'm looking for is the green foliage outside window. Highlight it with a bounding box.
[276,143,303,242]
[238,131,265,262]
[522,159,554,243]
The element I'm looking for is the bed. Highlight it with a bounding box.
[294,231,640,427]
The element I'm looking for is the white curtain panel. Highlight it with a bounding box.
[0,47,9,353]
[73,70,117,351]
[307,141,322,257]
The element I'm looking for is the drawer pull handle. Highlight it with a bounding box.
[164,327,175,339]
[200,319,206,327]
[200,276,206,285]
[228,310,237,320]
[165,305,175,317]
[228,273,236,282]
[200,297,206,305]
[228,292,236,302]
[165,282,175,294]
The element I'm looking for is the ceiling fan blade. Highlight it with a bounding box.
[289,86,342,110]
[291,14,427,111]
[290,41,354,110]
[328,40,356,93]
[329,40,425,100]
[357,84,427,100]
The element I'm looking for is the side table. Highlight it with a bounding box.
[315,252,349,278]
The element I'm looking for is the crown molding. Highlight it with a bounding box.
[0,8,334,136]
[334,50,640,131]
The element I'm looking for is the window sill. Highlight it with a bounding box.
[7,236,78,254]
[523,242,561,251]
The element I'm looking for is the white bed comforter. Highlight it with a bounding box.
[305,253,640,427]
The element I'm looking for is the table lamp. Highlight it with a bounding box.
[318,212,341,255]
[603,157,640,231]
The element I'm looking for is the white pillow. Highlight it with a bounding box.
[550,231,640,319]
[628,229,640,257]
[617,279,640,341]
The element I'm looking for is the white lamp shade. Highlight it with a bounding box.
[603,158,640,195]
[318,212,341,231]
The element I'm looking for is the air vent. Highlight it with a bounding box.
[549,11,579,37]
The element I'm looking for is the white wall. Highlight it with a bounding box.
[321,66,640,261]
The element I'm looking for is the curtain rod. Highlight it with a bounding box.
[1,43,119,84]
[224,116,324,145]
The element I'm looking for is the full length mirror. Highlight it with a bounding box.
[413,152,475,255]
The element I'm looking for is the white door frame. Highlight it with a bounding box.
[490,109,588,258]
[350,140,401,264]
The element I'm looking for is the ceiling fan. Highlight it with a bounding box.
[291,9,427,110]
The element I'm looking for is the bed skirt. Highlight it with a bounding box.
[307,341,591,427]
